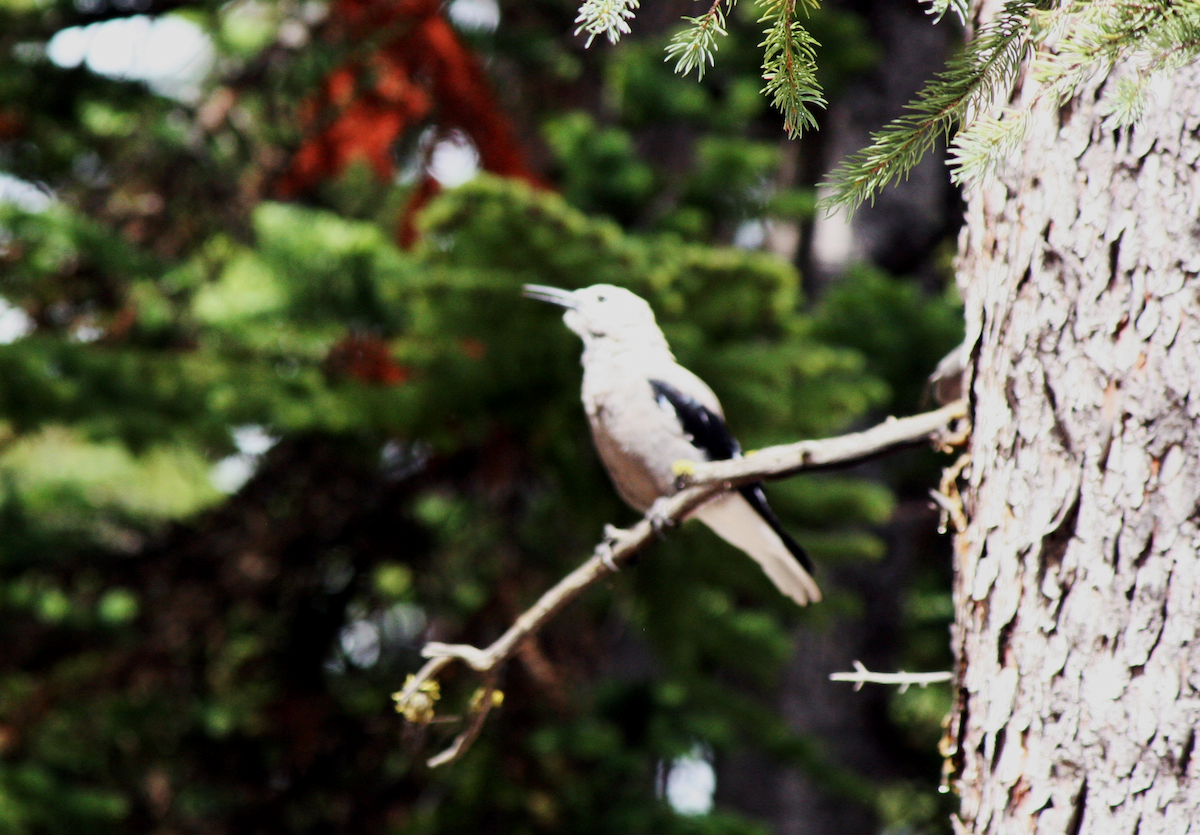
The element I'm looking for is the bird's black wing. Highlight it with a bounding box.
[647,379,814,575]
[648,379,740,459]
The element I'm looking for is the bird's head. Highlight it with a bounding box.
[523,284,665,346]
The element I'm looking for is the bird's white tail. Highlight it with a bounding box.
[692,493,822,606]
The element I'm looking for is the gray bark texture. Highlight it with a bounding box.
[948,32,1200,835]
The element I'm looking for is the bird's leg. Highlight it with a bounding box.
[646,495,677,538]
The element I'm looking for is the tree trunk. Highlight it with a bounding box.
[949,34,1200,835]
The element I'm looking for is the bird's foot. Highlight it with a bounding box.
[599,524,624,572]
[647,496,676,538]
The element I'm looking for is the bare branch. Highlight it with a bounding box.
[830,660,953,693]
[677,399,968,488]
[394,400,967,767]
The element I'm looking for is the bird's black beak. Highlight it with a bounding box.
[522,284,578,309]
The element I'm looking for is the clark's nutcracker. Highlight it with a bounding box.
[524,283,821,606]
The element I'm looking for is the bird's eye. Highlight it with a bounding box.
[597,295,607,302]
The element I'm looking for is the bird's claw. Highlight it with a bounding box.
[647,497,675,538]
[599,525,624,572]
[600,547,620,572]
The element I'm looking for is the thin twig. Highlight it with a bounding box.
[395,399,967,767]
[933,449,971,534]
[830,660,953,693]
[427,677,502,768]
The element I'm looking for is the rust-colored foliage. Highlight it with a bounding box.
[0,109,24,140]
[325,334,410,385]
[277,0,545,245]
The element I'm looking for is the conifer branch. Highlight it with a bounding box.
[1038,0,1200,126]
[665,0,732,80]
[820,0,1040,212]
[950,0,1200,182]
[758,0,825,136]
[822,0,1200,208]
[663,0,827,133]
[576,0,1200,190]
[578,0,827,137]
[394,400,967,767]
[921,0,968,26]
[573,0,641,46]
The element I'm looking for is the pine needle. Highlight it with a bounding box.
[820,0,1040,212]
[665,0,733,80]
[758,0,826,137]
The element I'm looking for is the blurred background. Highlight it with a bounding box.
[0,0,965,830]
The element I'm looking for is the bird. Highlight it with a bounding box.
[523,283,821,606]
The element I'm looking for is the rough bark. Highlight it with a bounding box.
[949,44,1200,835]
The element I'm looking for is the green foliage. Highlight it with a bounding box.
[542,113,656,225]
[576,0,827,139]
[0,203,156,304]
[547,7,878,242]
[811,264,962,414]
[549,36,830,240]
[0,426,219,521]
[0,164,891,830]
[606,40,721,127]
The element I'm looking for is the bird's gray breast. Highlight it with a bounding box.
[582,359,706,512]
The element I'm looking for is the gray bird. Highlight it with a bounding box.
[524,283,821,606]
